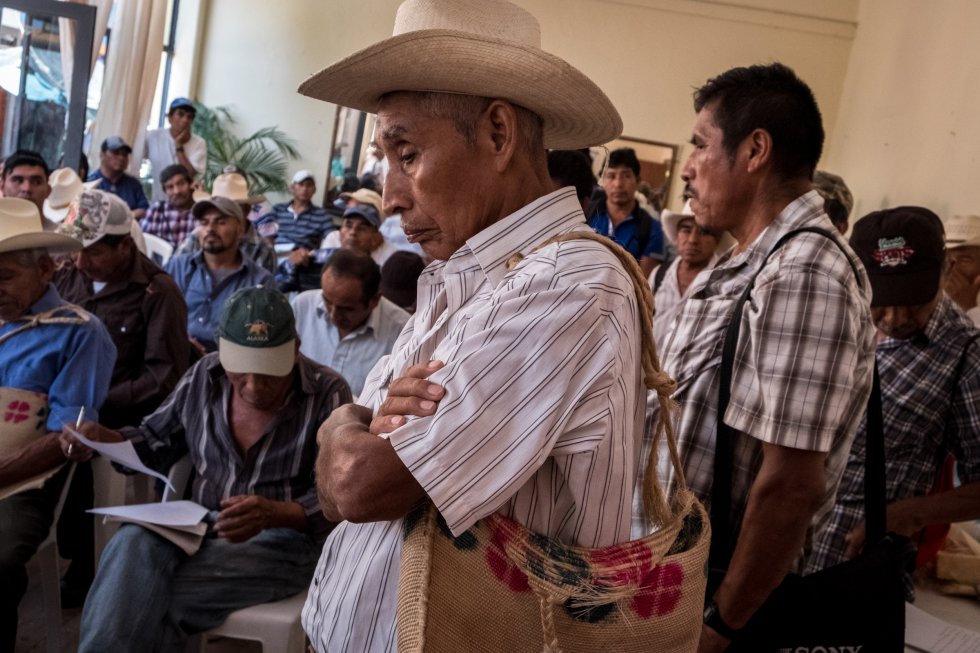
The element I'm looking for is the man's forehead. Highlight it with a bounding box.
[7,165,46,179]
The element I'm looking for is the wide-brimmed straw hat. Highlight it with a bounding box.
[212,171,265,205]
[43,167,85,223]
[0,198,82,255]
[661,200,734,254]
[944,214,980,249]
[297,0,622,150]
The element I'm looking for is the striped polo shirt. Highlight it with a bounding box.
[302,187,646,652]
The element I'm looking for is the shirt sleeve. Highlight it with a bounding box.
[950,340,980,483]
[121,362,198,473]
[46,320,117,430]
[387,280,624,536]
[187,137,207,176]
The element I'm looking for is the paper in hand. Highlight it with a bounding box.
[67,426,174,492]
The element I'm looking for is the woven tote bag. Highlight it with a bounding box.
[396,232,708,653]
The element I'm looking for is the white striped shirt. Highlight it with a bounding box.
[302,188,645,652]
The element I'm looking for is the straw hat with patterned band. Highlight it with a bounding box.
[661,200,734,254]
[42,168,85,223]
[0,198,81,255]
[297,0,623,150]
[211,170,266,205]
[944,214,980,249]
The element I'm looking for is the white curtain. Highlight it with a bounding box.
[85,0,168,174]
[58,0,114,103]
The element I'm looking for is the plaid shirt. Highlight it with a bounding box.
[140,200,195,248]
[807,296,980,572]
[636,191,876,565]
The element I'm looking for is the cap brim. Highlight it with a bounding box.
[218,338,296,377]
[868,268,941,307]
[297,29,623,150]
[0,232,82,255]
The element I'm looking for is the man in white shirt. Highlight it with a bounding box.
[291,249,409,397]
[296,1,638,651]
[144,98,207,202]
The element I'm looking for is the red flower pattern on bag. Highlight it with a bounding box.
[5,400,29,424]
[485,526,531,593]
[631,562,684,618]
[589,542,684,618]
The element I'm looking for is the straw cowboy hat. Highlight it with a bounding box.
[944,214,980,249]
[0,198,82,255]
[297,0,622,150]
[212,170,266,205]
[43,167,85,223]
[661,200,734,254]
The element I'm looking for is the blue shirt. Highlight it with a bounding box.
[588,209,665,261]
[165,252,274,351]
[87,170,150,212]
[0,285,116,430]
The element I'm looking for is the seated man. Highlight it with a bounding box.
[56,189,190,427]
[808,206,980,574]
[2,150,53,229]
[87,137,150,220]
[291,249,409,397]
[0,198,115,651]
[268,170,335,250]
[67,286,351,652]
[320,202,398,265]
[166,196,273,353]
[140,164,197,248]
[944,213,980,326]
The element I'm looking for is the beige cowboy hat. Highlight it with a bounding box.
[0,198,82,255]
[212,170,266,205]
[43,168,85,223]
[340,188,384,216]
[944,214,980,249]
[297,0,622,150]
[661,200,734,254]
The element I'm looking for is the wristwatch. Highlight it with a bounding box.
[703,600,739,639]
[176,146,185,152]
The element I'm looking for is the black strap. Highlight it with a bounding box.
[710,226,879,572]
[652,258,671,293]
[635,210,652,257]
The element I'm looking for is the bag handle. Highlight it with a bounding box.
[507,230,684,527]
[709,227,881,572]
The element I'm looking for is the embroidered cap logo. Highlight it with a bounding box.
[245,319,271,342]
[871,236,914,268]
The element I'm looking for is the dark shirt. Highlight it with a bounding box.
[262,202,336,251]
[54,251,190,428]
[120,353,352,536]
[87,170,150,212]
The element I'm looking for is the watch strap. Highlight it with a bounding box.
[703,600,739,639]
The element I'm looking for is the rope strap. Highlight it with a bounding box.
[0,304,91,347]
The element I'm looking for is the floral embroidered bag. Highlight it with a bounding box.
[395,232,709,653]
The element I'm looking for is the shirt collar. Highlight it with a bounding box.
[30,284,65,314]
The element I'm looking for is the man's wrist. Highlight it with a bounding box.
[703,599,739,640]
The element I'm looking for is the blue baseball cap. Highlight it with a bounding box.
[168,97,196,114]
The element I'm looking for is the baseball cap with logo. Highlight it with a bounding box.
[339,188,383,216]
[342,203,382,228]
[849,206,945,307]
[101,136,133,154]
[216,286,297,377]
[57,189,134,248]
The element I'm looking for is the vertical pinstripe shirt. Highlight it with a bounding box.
[121,353,352,536]
[636,192,876,561]
[302,188,646,652]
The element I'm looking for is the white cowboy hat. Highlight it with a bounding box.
[43,168,84,223]
[944,214,980,249]
[297,0,622,150]
[211,171,265,205]
[0,198,82,255]
[661,200,734,254]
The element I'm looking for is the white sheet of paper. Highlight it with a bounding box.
[89,500,208,527]
[906,601,980,652]
[67,426,174,492]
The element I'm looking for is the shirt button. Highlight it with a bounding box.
[198,317,205,323]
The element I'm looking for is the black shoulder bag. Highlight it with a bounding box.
[709,227,910,652]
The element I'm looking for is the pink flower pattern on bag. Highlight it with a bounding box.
[5,400,29,424]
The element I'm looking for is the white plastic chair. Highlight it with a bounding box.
[143,233,175,266]
[31,462,77,653]
[163,457,307,653]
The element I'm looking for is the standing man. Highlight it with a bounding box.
[140,164,197,248]
[588,147,665,276]
[1,150,52,228]
[297,1,641,650]
[144,98,207,202]
[166,196,273,353]
[944,213,980,326]
[657,63,875,651]
[87,136,149,220]
[291,249,410,397]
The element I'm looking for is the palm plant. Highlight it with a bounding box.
[191,102,300,195]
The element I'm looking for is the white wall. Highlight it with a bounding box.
[190,0,858,206]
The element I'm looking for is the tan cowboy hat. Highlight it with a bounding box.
[0,198,82,255]
[298,0,622,150]
[42,168,85,223]
[944,214,980,249]
[661,200,734,254]
[340,188,384,216]
[211,171,266,204]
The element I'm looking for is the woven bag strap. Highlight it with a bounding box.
[0,304,90,347]
[506,230,683,527]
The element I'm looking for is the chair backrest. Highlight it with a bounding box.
[143,233,175,266]
[162,455,193,502]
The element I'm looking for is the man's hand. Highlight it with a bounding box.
[945,266,980,311]
[174,126,191,146]
[288,248,312,267]
[844,497,926,559]
[371,360,445,435]
[698,625,731,653]
[58,421,123,462]
[215,495,276,543]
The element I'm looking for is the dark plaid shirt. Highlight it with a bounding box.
[140,200,196,248]
[121,353,352,536]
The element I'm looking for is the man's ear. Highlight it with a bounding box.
[37,254,56,284]
[743,128,773,174]
[481,100,520,173]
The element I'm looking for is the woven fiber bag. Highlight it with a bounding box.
[396,232,708,653]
